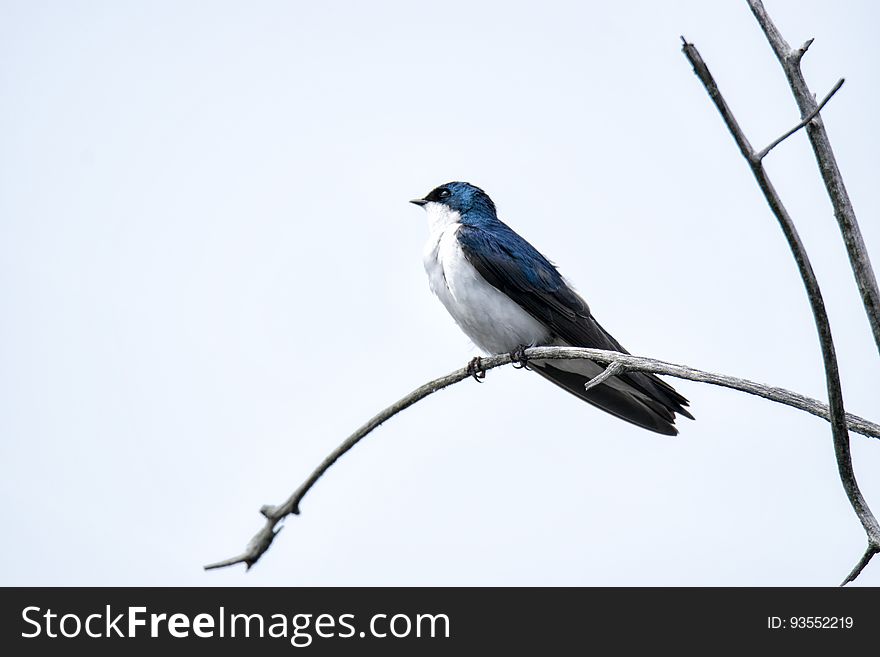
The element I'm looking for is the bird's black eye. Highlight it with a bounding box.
[424,186,453,203]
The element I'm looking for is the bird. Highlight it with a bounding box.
[411,181,693,436]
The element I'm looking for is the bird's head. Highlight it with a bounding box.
[410,181,497,220]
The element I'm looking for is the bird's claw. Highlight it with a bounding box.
[467,356,486,383]
[510,345,529,369]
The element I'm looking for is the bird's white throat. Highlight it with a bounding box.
[423,201,461,239]
[420,202,550,354]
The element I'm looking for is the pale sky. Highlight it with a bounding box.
[2,0,879,586]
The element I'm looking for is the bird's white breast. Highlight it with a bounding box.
[421,202,550,354]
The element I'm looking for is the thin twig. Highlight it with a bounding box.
[753,78,845,161]
[682,35,879,584]
[205,346,880,572]
[583,360,627,392]
[748,0,880,356]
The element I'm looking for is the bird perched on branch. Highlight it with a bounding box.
[411,181,693,435]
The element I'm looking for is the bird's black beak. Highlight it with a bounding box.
[409,198,428,206]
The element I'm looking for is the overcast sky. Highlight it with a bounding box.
[2,1,879,586]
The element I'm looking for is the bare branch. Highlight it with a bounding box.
[748,0,880,356]
[754,78,845,161]
[205,346,880,573]
[682,35,880,583]
[678,36,756,160]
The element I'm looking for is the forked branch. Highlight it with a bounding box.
[682,30,879,584]
[747,0,880,356]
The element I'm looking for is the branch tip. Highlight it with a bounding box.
[794,37,815,61]
[841,544,878,586]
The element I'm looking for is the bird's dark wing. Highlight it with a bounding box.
[456,222,692,435]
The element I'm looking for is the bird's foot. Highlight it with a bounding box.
[509,345,529,369]
[467,356,486,383]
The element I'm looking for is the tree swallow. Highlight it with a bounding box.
[411,181,693,435]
